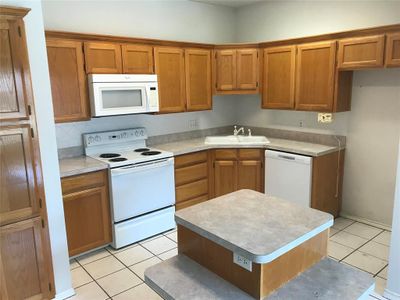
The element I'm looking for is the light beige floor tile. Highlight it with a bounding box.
[343,222,383,240]
[372,231,392,246]
[84,255,125,279]
[106,243,137,255]
[139,234,165,244]
[328,241,354,260]
[165,231,177,242]
[69,281,108,300]
[141,236,176,255]
[343,251,387,274]
[359,241,390,261]
[158,248,178,260]
[332,217,354,230]
[71,266,93,288]
[329,228,339,237]
[76,248,110,265]
[130,256,162,280]
[112,283,162,300]
[374,277,387,295]
[377,266,388,279]
[97,268,142,296]
[330,231,368,249]
[114,245,154,266]
[70,259,80,270]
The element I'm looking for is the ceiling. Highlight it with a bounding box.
[191,0,264,8]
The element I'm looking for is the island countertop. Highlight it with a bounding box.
[175,189,333,264]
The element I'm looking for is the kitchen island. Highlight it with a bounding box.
[145,190,374,299]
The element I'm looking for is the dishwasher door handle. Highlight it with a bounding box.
[277,154,296,160]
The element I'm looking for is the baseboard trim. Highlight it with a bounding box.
[339,213,392,231]
[53,288,75,300]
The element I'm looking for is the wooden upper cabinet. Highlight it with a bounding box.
[154,47,186,113]
[122,44,154,74]
[0,18,28,120]
[215,49,236,91]
[295,41,337,112]
[236,49,258,90]
[385,32,400,67]
[46,39,90,123]
[84,42,122,73]
[262,46,296,109]
[1,217,49,300]
[0,125,38,226]
[185,49,212,111]
[338,35,385,69]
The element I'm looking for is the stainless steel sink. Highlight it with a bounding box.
[205,135,270,145]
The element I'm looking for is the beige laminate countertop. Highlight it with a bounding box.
[59,137,341,177]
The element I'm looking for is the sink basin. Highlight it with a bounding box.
[205,135,270,145]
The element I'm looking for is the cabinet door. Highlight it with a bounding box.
[385,32,400,67]
[214,160,237,197]
[338,35,385,69]
[63,186,111,256]
[236,49,258,90]
[215,50,236,91]
[185,49,212,111]
[46,39,90,123]
[0,217,49,300]
[237,160,262,192]
[84,42,122,73]
[295,41,336,112]
[0,19,28,120]
[0,125,38,226]
[262,46,296,109]
[154,47,186,113]
[122,44,154,74]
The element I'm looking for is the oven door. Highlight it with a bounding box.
[110,157,175,223]
[90,82,150,116]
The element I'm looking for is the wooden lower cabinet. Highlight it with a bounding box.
[211,149,264,198]
[61,170,112,256]
[174,151,209,210]
[0,217,50,300]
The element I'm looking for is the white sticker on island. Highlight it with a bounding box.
[233,253,252,272]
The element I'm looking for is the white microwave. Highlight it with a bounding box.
[88,74,159,117]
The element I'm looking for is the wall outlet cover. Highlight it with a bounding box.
[318,113,333,123]
[233,253,252,272]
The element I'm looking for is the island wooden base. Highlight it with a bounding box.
[177,225,328,299]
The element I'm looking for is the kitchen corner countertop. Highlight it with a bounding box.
[175,189,333,264]
[154,137,341,157]
[59,156,108,178]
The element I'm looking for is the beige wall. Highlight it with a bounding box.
[234,1,400,226]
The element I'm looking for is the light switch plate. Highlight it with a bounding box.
[233,253,252,272]
[318,113,333,123]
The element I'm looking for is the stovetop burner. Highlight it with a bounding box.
[141,151,162,156]
[134,148,150,152]
[109,157,128,162]
[100,153,121,158]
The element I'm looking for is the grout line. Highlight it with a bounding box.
[111,283,147,299]
[373,264,388,278]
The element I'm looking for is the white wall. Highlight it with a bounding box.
[235,1,400,226]
[42,0,238,149]
[2,0,72,298]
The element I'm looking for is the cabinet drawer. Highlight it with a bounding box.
[175,151,208,168]
[175,162,208,186]
[238,149,263,160]
[176,194,209,211]
[214,149,237,160]
[61,170,107,195]
[338,35,385,69]
[176,179,208,203]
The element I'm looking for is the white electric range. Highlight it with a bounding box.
[84,128,176,249]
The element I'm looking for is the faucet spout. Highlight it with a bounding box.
[233,126,245,136]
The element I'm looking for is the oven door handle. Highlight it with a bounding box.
[111,157,174,176]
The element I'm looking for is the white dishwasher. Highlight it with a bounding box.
[265,150,312,207]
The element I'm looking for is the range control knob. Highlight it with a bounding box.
[140,130,145,136]
[95,135,101,142]
[135,131,139,137]
[88,136,94,144]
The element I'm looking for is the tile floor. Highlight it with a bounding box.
[68,218,391,299]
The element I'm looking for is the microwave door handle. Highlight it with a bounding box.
[111,157,173,176]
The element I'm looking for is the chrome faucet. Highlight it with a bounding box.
[233,126,245,136]
[248,129,252,136]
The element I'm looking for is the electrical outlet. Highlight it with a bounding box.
[188,119,199,129]
[318,113,333,123]
[233,253,252,272]
[299,120,304,127]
